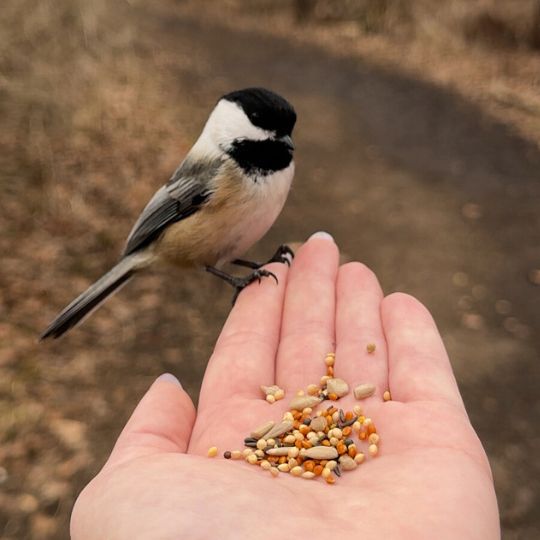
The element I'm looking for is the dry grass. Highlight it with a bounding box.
[0,1,194,537]
[194,0,540,147]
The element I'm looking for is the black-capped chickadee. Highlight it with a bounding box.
[40,88,296,340]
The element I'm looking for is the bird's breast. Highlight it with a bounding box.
[156,161,294,268]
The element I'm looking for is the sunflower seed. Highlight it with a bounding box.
[353,383,376,400]
[264,420,293,440]
[303,446,339,460]
[265,447,291,456]
[289,395,322,411]
[250,421,275,440]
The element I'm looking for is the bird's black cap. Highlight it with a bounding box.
[222,88,296,137]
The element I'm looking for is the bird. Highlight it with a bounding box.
[40,87,296,340]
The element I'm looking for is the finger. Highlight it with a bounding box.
[382,293,465,410]
[276,232,339,392]
[198,261,289,408]
[335,262,388,401]
[105,374,196,469]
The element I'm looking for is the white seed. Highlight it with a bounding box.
[264,421,293,440]
[256,439,267,450]
[270,467,279,477]
[266,394,276,404]
[260,384,280,396]
[282,411,294,422]
[254,449,265,458]
[265,447,291,457]
[260,460,272,470]
[354,452,365,464]
[352,421,361,431]
[368,433,380,445]
[289,395,322,411]
[353,405,363,416]
[332,428,343,439]
[326,378,349,398]
[368,444,379,457]
[325,460,337,471]
[288,458,298,468]
[301,471,316,479]
[243,448,253,457]
[330,437,339,446]
[307,384,320,395]
[290,466,303,477]
[353,383,376,400]
[250,421,275,440]
[302,407,313,415]
[322,467,331,479]
[324,355,335,367]
[274,388,285,401]
[231,450,243,460]
[287,447,299,458]
[283,434,296,445]
[247,454,258,464]
[310,416,327,432]
[338,455,357,471]
[277,463,290,473]
[304,447,339,460]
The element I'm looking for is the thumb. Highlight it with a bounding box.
[105,373,196,469]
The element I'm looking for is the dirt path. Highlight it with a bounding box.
[151,7,540,536]
[3,3,539,538]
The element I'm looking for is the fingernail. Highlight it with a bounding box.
[309,231,334,242]
[157,373,182,388]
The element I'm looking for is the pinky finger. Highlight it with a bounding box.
[382,293,465,411]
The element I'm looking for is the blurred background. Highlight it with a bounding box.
[1,0,539,537]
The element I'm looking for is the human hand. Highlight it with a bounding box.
[71,233,500,540]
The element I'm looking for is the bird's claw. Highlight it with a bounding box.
[266,244,294,266]
[231,268,278,305]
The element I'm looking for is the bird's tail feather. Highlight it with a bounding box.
[40,253,148,340]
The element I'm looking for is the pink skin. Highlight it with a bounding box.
[71,234,500,540]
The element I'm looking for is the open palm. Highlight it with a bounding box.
[71,234,499,540]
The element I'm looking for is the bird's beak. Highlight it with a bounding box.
[280,135,295,152]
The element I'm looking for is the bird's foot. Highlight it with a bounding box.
[232,244,295,270]
[205,266,278,305]
[266,244,294,266]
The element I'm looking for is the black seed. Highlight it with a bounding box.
[244,437,257,444]
[344,439,354,446]
[334,465,342,477]
[303,418,311,426]
[245,441,258,448]
[224,451,232,459]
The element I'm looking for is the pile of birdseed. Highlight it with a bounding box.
[209,352,386,484]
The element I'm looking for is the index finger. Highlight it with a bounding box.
[382,292,465,411]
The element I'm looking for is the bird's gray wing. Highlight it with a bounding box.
[123,157,222,256]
